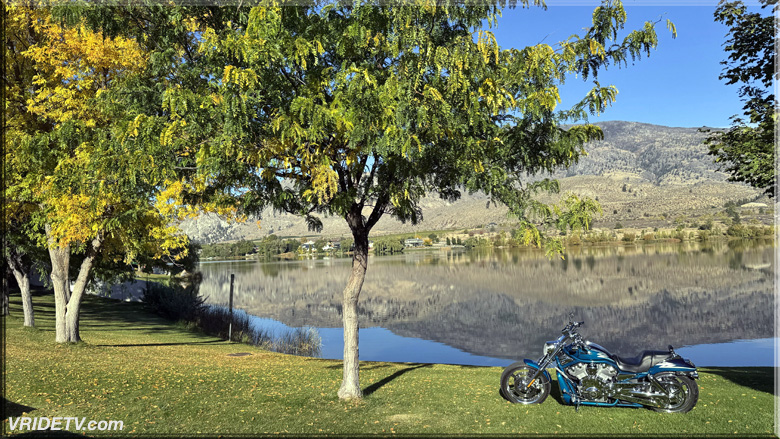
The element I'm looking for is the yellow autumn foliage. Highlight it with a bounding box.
[155,178,245,225]
[22,13,146,126]
[6,6,189,263]
[45,190,119,247]
[302,165,338,204]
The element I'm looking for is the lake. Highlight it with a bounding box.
[198,239,776,367]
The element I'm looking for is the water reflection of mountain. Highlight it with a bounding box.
[199,241,774,360]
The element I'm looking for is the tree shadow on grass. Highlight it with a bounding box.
[363,363,432,397]
[703,367,774,395]
[323,362,394,371]
[2,397,35,420]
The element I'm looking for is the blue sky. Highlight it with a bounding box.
[489,3,769,128]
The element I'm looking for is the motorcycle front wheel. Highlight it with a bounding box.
[650,372,699,413]
[500,362,550,404]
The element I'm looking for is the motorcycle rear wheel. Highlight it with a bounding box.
[500,362,550,404]
[650,372,698,413]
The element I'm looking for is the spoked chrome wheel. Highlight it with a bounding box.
[500,362,550,404]
[650,372,698,413]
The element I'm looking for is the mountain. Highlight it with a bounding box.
[180,121,763,243]
[556,121,727,184]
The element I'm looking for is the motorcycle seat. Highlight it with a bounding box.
[614,350,674,373]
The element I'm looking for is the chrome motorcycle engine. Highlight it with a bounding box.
[565,362,618,401]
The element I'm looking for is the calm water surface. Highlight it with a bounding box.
[198,240,776,367]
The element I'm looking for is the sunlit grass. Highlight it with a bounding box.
[4,291,775,436]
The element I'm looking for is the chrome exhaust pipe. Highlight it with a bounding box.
[613,389,669,408]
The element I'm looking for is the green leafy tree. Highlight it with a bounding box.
[5,4,195,343]
[313,239,328,252]
[340,238,354,253]
[233,240,256,256]
[4,4,55,328]
[704,0,777,197]
[163,0,672,399]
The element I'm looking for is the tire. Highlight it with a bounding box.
[500,362,550,404]
[650,373,698,413]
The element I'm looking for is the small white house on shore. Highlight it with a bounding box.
[404,238,424,247]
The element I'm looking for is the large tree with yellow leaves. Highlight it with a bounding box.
[155,0,675,399]
[5,4,190,343]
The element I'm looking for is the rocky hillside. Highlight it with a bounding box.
[180,121,764,243]
[555,121,727,185]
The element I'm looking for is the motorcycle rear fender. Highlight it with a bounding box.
[648,357,698,378]
[523,359,552,383]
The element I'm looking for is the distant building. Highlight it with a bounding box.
[322,241,341,251]
[301,240,316,250]
[404,238,424,247]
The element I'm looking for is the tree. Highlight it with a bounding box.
[704,0,777,197]
[313,239,328,252]
[4,3,53,327]
[2,270,9,317]
[2,224,48,327]
[163,0,672,399]
[6,4,191,342]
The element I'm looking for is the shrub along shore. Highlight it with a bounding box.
[4,292,775,437]
[142,281,321,357]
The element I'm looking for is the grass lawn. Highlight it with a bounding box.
[3,290,776,437]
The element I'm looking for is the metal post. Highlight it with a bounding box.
[228,273,234,342]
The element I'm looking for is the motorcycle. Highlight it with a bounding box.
[500,317,699,413]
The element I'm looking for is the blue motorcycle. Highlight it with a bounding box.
[500,317,699,412]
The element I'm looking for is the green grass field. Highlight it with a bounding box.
[3,290,776,437]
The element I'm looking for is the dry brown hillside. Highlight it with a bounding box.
[180,121,767,243]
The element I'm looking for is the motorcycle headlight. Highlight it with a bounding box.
[543,341,557,356]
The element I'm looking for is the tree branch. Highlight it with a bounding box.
[359,154,378,206]
[365,194,388,231]
[334,162,348,193]
[353,152,368,190]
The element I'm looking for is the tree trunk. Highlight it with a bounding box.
[46,225,103,343]
[6,254,34,326]
[64,236,103,342]
[11,267,34,327]
[337,218,370,400]
[2,278,9,317]
[47,238,71,343]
